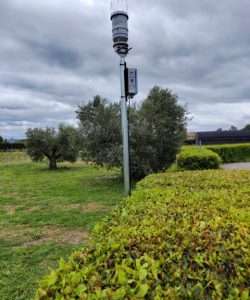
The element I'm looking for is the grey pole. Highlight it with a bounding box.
[110,0,132,197]
[120,57,130,197]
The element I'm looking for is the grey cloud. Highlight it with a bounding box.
[0,0,250,138]
[25,41,82,69]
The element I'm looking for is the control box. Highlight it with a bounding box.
[125,68,138,98]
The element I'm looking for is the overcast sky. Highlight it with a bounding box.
[0,0,250,139]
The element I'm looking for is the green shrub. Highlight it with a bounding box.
[36,170,250,300]
[176,146,222,170]
[207,143,250,163]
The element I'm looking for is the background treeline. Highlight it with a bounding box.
[0,142,26,151]
[0,135,26,151]
[217,124,250,131]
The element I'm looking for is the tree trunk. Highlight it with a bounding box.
[49,156,57,170]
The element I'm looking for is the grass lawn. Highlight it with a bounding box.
[0,158,124,300]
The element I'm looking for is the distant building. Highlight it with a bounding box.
[186,132,196,141]
[196,130,250,145]
[185,132,196,145]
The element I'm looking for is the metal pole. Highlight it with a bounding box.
[120,56,130,197]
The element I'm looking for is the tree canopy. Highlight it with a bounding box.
[26,124,81,169]
[77,86,188,180]
[229,125,238,131]
[242,124,250,130]
[77,95,122,168]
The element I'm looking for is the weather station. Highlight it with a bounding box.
[110,0,138,197]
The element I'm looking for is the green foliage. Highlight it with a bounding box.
[26,124,81,169]
[0,135,3,143]
[0,142,25,151]
[207,143,250,163]
[36,170,250,299]
[177,146,222,170]
[77,96,122,169]
[77,87,188,180]
[229,125,238,131]
[242,124,250,130]
[132,86,188,178]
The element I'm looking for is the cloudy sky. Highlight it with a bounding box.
[0,0,249,139]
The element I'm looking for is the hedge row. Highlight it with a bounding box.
[207,143,250,163]
[36,170,250,300]
[0,142,25,151]
[176,146,222,170]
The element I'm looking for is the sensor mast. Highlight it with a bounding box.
[111,0,130,196]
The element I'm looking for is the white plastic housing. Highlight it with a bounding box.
[111,0,129,57]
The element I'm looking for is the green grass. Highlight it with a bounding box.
[0,159,124,300]
[0,150,29,164]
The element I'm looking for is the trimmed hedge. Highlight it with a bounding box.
[176,146,222,170]
[207,143,250,163]
[36,170,250,300]
[0,142,25,151]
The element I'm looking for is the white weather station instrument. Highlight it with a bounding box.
[110,0,138,196]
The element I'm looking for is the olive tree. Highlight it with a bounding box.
[77,95,122,168]
[26,124,81,169]
[77,87,188,180]
[128,87,188,179]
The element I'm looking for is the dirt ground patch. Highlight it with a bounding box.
[0,226,33,240]
[3,205,40,215]
[22,226,89,246]
[1,202,104,247]
[3,202,109,216]
[3,205,21,215]
[0,226,89,247]
[55,201,111,214]
[44,226,89,244]
[82,202,110,213]
[25,206,40,213]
